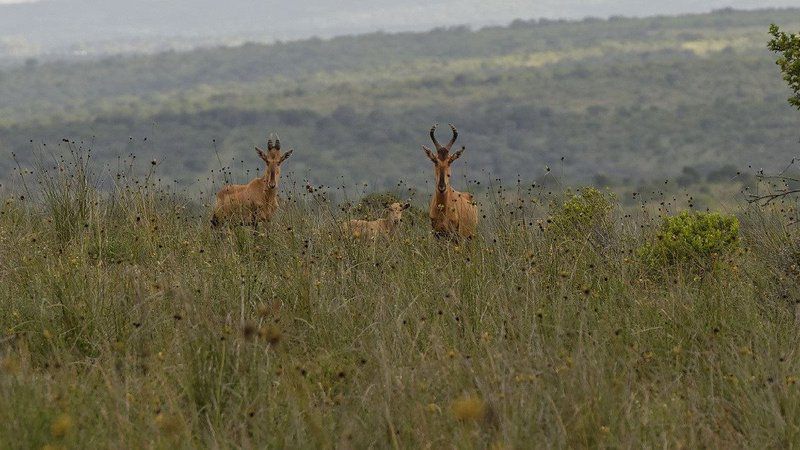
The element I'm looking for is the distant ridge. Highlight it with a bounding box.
[1,1,799,62]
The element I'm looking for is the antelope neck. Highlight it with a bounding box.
[434,187,451,206]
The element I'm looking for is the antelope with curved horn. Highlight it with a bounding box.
[422,123,478,239]
[211,135,293,227]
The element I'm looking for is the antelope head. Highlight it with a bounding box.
[386,202,411,225]
[422,123,464,194]
[255,135,293,191]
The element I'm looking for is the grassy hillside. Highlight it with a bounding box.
[0,8,799,194]
[1,147,800,447]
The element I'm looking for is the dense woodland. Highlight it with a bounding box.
[1,8,799,196]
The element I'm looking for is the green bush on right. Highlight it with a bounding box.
[638,211,740,266]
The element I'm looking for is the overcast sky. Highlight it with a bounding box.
[2,0,798,16]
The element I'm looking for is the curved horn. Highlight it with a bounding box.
[429,124,442,150]
[446,123,458,150]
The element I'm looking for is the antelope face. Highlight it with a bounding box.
[256,138,293,191]
[422,123,464,194]
[431,157,452,193]
[386,202,411,224]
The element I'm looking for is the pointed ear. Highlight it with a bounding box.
[448,146,465,163]
[255,146,268,161]
[279,149,293,164]
[422,145,437,163]
[402,202,411,210]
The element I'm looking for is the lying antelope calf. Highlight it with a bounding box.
[211,136,293,227]
[344,202,411,239]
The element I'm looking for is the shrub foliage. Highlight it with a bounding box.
[548,187,615,237]
[638,211,740,266]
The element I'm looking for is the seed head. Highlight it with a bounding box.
[50,414,73,438]
[241,322,257,341]
[259,326,282,346]
[155,412,181,434]
[451,395,486,422]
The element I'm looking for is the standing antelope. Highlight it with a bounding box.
[344,202,411,239]
[211,137,293,227]
[422,124,478,239]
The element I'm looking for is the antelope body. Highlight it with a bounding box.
[344,202,410,239]
[211,137,293,227]
[423,124,478,239]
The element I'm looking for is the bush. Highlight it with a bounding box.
[548,187,615,237]
[638,211,740,266]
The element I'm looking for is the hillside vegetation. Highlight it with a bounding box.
[1,9,799,194]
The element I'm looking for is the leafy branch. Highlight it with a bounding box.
[769,24,800,109]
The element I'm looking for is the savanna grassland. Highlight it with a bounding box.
[4,7,800,450]
[1,144,800,449]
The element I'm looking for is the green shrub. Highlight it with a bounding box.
[638,211,740,266]
[548,187,615,237]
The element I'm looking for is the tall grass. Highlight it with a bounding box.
[1,150,799,448]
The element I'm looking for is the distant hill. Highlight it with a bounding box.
[2,0,800,61]
[0,8,799,195]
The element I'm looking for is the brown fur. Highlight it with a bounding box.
[429,188,477,239]
[422,124,478,239]
[212,137,293,227]
[344,202,410,239]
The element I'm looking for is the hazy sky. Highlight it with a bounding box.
[1,0,798,14]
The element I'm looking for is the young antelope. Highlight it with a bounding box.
[344,202,411,239]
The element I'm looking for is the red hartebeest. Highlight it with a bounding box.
[211,137,293,227]
[422,124,478,239]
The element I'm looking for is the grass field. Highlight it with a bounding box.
[2,147,800,448]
